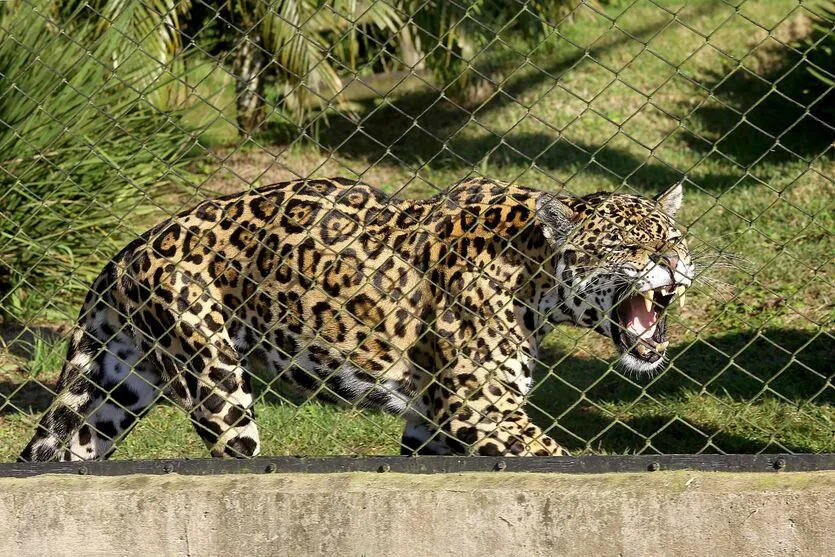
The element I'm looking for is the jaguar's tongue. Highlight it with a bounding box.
[623,295,658,339]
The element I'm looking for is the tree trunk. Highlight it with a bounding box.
[232,33,267,136]
[398,26,424,71]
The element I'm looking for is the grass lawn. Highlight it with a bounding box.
[0,0,832,459]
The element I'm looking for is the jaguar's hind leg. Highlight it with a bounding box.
[155,313,260,458]
[188,358,260,458]
[117,267,263,459]
[20,327,164,462]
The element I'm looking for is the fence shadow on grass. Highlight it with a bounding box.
[263,72,832,194]
[273,90,747,192]
[536,327,832,402]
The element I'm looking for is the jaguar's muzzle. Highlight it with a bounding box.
[613,283,687,369]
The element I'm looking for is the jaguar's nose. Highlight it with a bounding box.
[651,252,679,272]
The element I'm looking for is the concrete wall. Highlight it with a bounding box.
[1,471,834,556]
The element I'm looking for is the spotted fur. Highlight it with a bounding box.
[20,177,692,461]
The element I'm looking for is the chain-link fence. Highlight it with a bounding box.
[1,0,833,462]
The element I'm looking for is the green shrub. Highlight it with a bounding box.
[0,2,200,321]
[807,2,835,86]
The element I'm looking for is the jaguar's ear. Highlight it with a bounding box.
[536,193,575,248]
[655,183,683,217]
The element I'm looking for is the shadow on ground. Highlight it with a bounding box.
[254,4,833,194]
[0,324,65,360]
[530,327,834,453]
[0,324,65,415]
[683,36,835,170]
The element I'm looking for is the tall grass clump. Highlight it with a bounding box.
[0,2,200,322]
[807,1,835,89]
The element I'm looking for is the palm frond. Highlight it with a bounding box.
[252,0,403,122]
[0,0,200,321]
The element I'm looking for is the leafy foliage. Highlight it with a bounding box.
[404,0,582,103]
[181,0,403,131]
[0,2,200,321]
[70,0,582,131]
[806,1,835,88]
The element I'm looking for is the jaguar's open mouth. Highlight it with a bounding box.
[613,284,686,369]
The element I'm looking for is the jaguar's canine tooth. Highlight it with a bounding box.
[642,290,654,312]
[636,344,649,356]
[676,285,686,308]
[656,341,669,351]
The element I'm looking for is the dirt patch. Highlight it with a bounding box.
[197,146,422,198]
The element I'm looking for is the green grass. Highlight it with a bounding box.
[0,0,833,460]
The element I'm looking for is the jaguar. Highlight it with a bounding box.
[20,176,693,461]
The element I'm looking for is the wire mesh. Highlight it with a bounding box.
[1,0,833,462]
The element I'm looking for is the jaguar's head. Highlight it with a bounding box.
[536,184,694,373]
